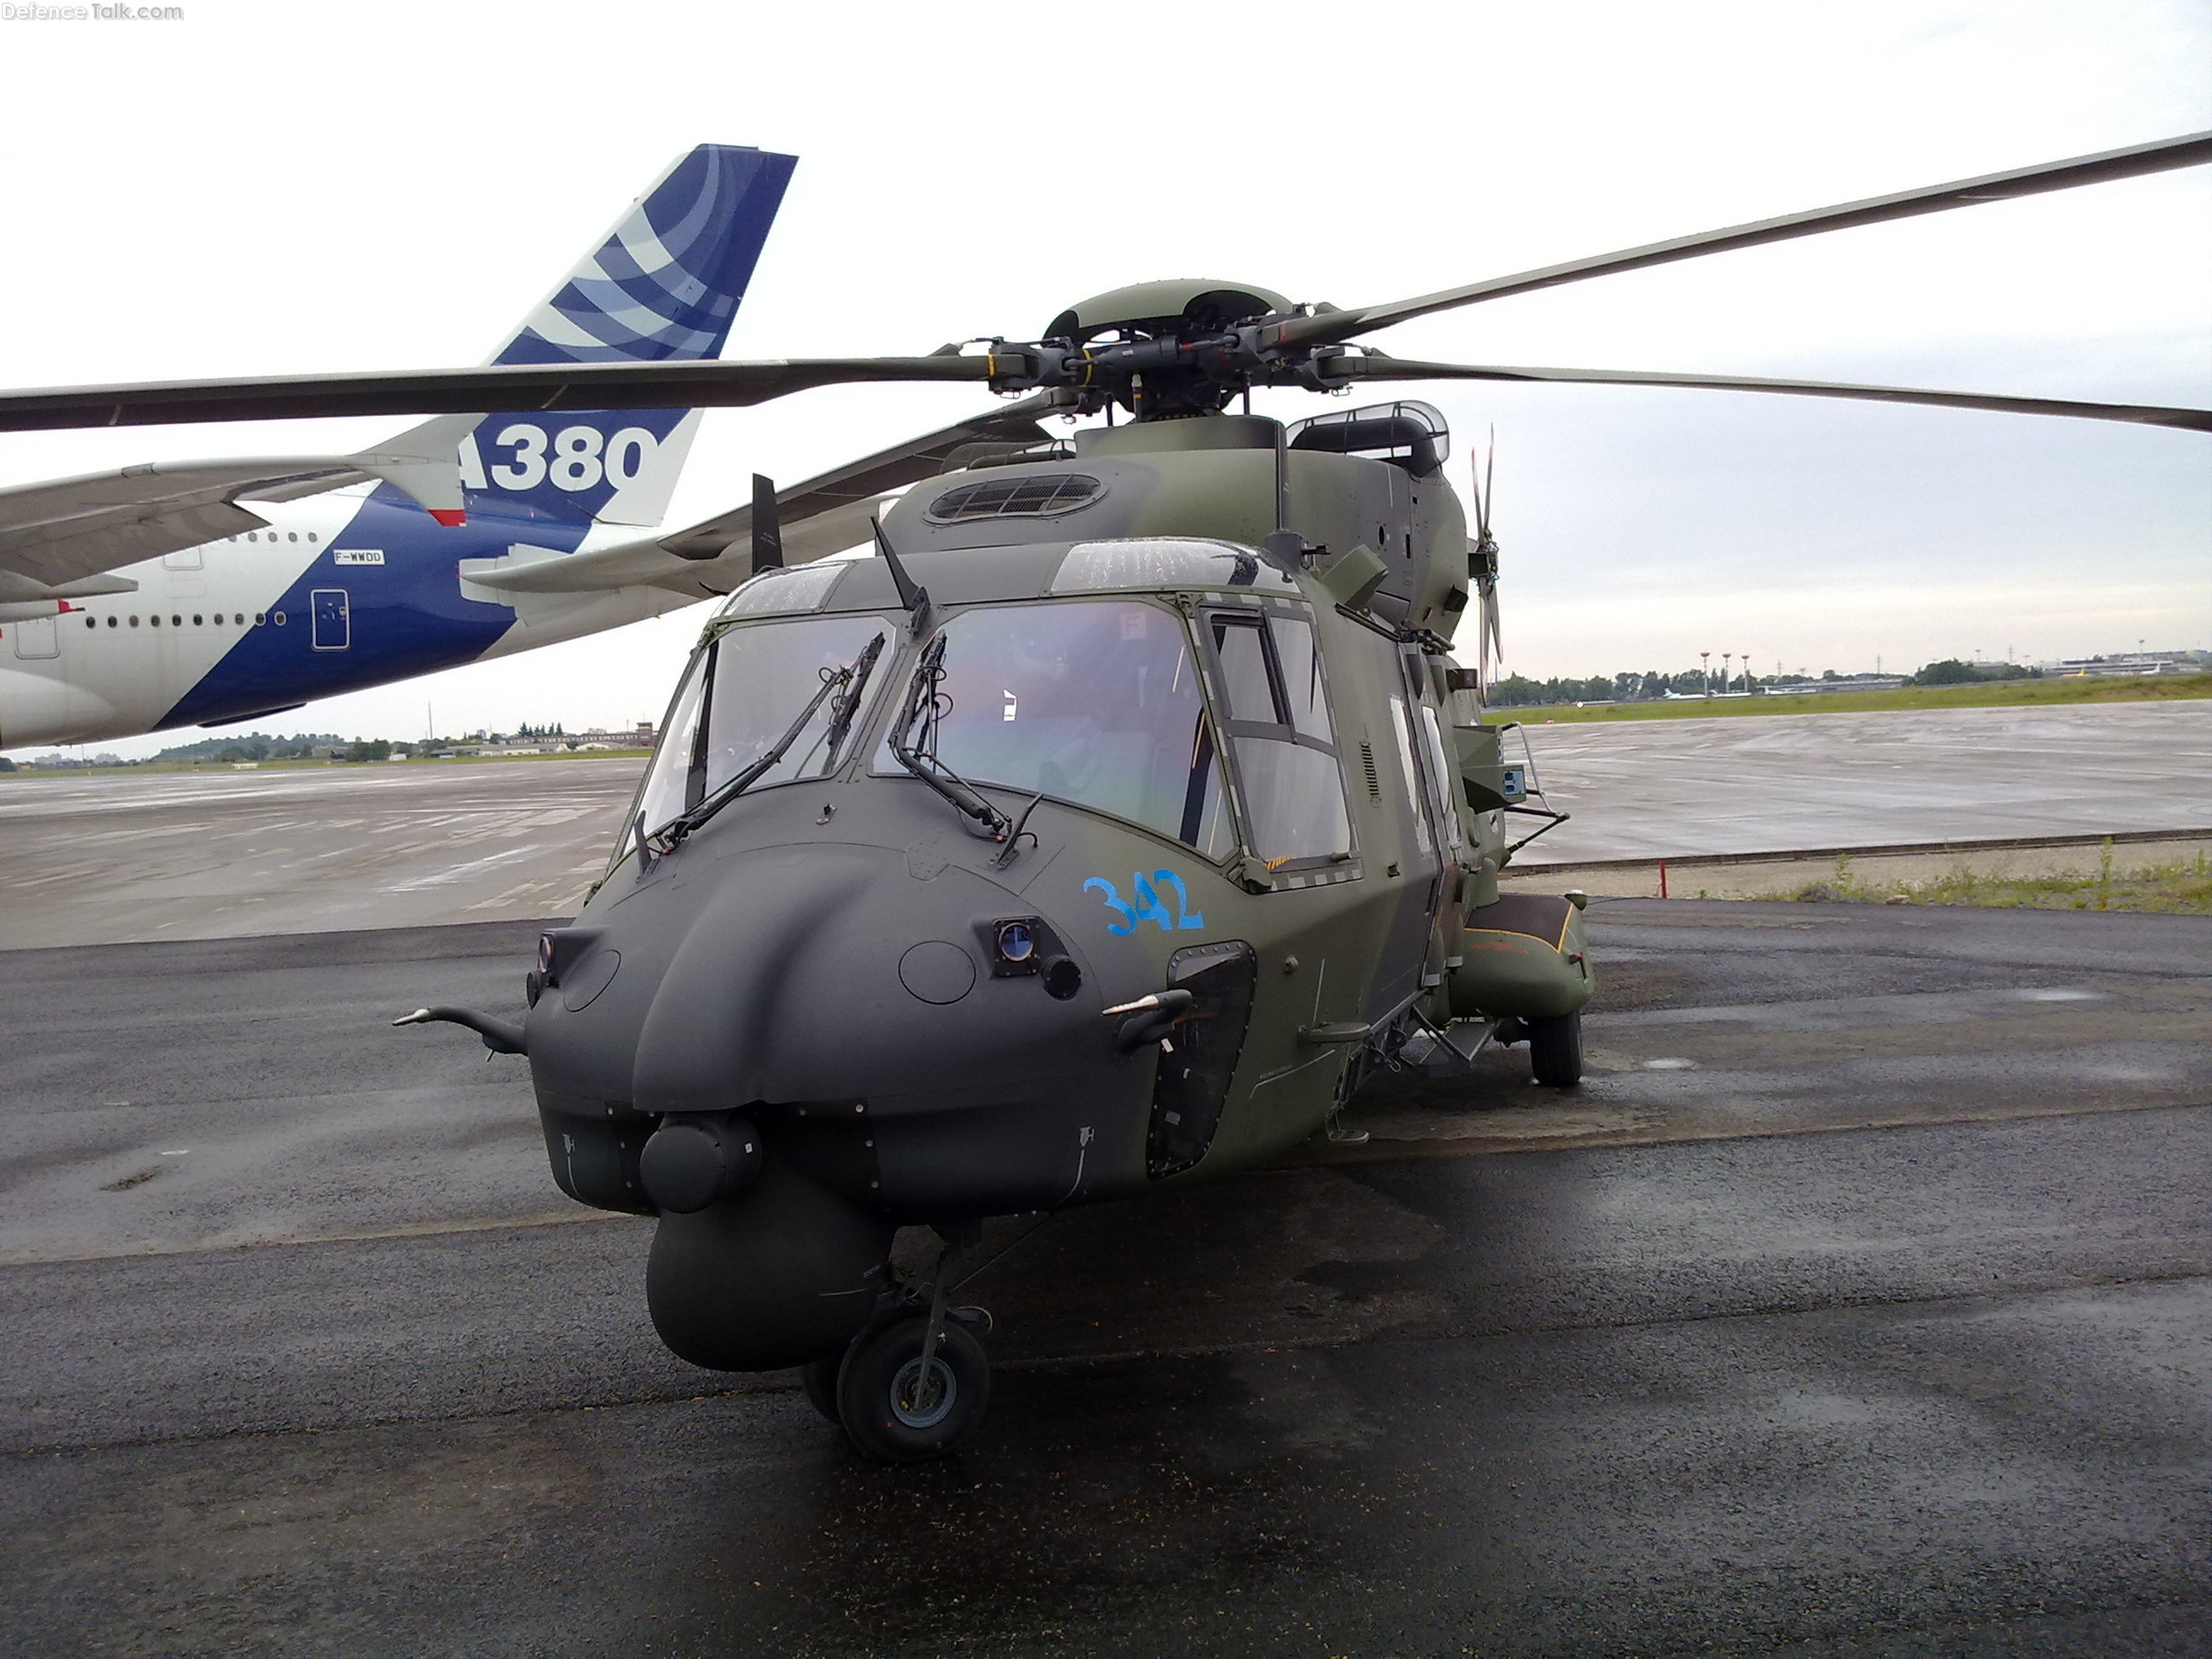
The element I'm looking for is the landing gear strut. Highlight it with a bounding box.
[813,1222,994,1462]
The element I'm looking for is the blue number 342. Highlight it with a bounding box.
[1084,870,1206,935]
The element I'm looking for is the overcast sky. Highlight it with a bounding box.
[3,0,2206,755]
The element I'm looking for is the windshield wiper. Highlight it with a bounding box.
[648,639,882,853]
[822,633,885,761]
[890,634,1013,841]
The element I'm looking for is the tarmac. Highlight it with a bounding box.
[3,700,2209,1654]
[2,902,2207,1656]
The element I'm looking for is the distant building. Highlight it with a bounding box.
[2045,652,2205,678]
[555,724,658,749]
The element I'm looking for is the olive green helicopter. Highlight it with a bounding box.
[6,129,2206,1461]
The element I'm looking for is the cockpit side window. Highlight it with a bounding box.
[876,599,1233,860]
[634,650,709,840]
[1214,619,1277,723]
[1204,609,1353,870]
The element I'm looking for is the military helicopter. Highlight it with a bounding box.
[6,131,2207,1462]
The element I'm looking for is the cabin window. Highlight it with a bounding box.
[633,613,899,838]
[1204,609,1352,868]
[1053,538,1297,596]
[877,600,1230,859]
[717,561,844,619]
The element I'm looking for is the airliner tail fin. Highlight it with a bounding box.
[392,146,794,530]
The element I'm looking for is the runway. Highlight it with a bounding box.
[3,903,2206,1656]
[1,700,2205,948]
[0,759,638,948]
[1512,698,2212,863]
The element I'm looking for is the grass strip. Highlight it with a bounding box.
[1512,674,2212,724]
[1761,842,2212,914]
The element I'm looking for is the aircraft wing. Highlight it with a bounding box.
[0,432,472,600]
[456,396,1062,601]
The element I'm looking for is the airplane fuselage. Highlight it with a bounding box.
[0,491,696,750]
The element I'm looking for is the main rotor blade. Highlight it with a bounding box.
[0,356,995,434]
[1274,130,2212,350]
[1328,356,2212,432]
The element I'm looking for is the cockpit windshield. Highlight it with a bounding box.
[635,613,894,837]
[877,599,1232,859]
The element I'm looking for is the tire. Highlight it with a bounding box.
[799,1356,841,1422]
[836,1312,991,1463]
[1528,1010,1583,1087]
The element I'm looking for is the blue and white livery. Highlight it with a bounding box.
[0,145,796,751]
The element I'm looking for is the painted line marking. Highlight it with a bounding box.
[382,843,547,892]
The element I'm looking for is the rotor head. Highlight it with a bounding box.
[1046,280,1292,347]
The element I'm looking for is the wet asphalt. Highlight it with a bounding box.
[1,902,2207,1657]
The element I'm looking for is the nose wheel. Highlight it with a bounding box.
[799,1354,841,1422]
[810,1223,994,1461]
[836,1311,991,1461]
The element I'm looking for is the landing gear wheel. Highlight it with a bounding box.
[799,1356,841,1422]
[1528,1010,1583,1087]
[836,1312,991,1463]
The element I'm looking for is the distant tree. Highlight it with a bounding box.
[0,757,16,772]
[1911,658,1981,686]
[348,740,393,762]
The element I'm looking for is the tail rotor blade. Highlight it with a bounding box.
[1481,428,1497,542]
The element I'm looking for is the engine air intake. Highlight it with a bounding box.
[924,473,1105,524]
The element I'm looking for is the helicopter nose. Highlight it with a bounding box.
[618,843,1099,1120]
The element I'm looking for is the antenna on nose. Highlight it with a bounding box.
[872,516,933,635]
